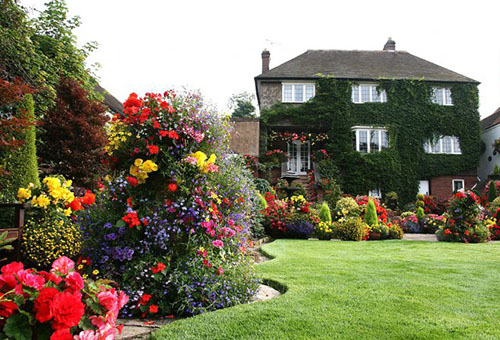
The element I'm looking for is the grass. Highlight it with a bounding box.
[152,239,500,339]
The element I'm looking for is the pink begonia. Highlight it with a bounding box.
[16,270,45,291]
[212,240,224,248]
[73,330,98,340]
[118,291,129,309]
[51,256,75,276]
[90,315,116,340]
[97,290,118,312]
[65,271,84,292]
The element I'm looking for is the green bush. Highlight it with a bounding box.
[364,199,378,226]
[400,211,415,219]
[489,196,500,214]
[488,181,498,202]
[254,178,272,194]
[416,207,425,222]
[0,94,39,202]
[318,201,332,223]
[334,217,368,241]
[335,197,360,216]
[256,192,268,210]
[388,224,404,239]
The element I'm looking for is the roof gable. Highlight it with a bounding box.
[481,106,500,130]
[256,50,478,83]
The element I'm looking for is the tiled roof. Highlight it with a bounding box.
[255,50,478,83]
[94,84,123,114]
[481,106,500,130]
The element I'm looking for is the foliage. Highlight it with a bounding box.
[355,196,388,224]
[488,180,498,202]
[318,201,332,223]
[416,206,425,224]
[422,195,447,214]
[17,176,95,267]
[0,94,39,202]
[0,256,127,339]
[38,77,108,188]
[489,196,500,214]
[335,197,360,216]
[313,221,334,240]
[317,176,342,210]
[333,217,368,241]
[437,190,489,243]
[384,191,398,210]
[284,220,314,239]
[254,178,272,195]
[364,199,378,226]
[229,92,256,118]
[0,0,100,117]
[261,77,481,204]
[81,91,258,317]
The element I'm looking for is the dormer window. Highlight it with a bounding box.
[352,84,387,103]
[431,87,453,106]
[282,83,315,103]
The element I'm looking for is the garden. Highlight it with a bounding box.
[1,1,500,339]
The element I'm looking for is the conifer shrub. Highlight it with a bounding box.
[318,201,332,223]
[364,199,378,226]
[488,180,498,202]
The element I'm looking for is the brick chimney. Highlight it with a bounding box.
[383,37,396,51]
[261,49,270,73]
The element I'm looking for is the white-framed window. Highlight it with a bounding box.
[452,179,465,192]
[352,84,387,103]
[369,188,381,198]
[431,87,453,106]
[352,127,389,153]
[424,136,461,154]
[286,140,310,175]
[282,83,315,103]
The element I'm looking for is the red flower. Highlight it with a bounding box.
[34,287,59,323]
[67,198,83,212]
[50,328,73,340]
[124,93,143,108]
[464,230,470,236]
[159,130,168,137]
[168,183,178,192]
[80,190,95,205]
[152,262,166,274]
[168,131,179,140]
[149,305,158,314]
[126,176,138,187]
[0,300,18,320]
[139,294,152,306]
[65,272,84,292]
[50,292,85,330]
[444,229,452,235]
[216,266,224,276]
[122,211,141,228]
[147,145,159,154]
[1,262,23,274]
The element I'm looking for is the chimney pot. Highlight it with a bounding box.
[383,37,396,51]
[261,49,270,73]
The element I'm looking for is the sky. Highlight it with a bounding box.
[22,0,500,118]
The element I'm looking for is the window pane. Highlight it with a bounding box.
[381,131,389,150]
[380,90,387,103]
[442,136,452,153]
[423,141,431,153]
[294,85,303,102]
[283,85,292,102]
[453,180,464,192]
[305,85,314,101]
[445,88,453,105]
[370,130,380,152]
[300,142,309,171]
[432,138,441,153]
[371,87,380,102]
[359,131,368,153]
[352,85,359,102]
[361,85,370,102]
[452,136,461,153]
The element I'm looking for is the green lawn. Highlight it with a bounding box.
[153,240,500,340]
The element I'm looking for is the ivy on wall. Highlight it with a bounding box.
[261,77,481,204]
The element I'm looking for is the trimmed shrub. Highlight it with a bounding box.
[254,178,272,194]
[364,199,378,226]
[488,180,498,202]
[334,217,368,241]
[318,201,332,223]
[335,197,360,216]
[0,94,39,202]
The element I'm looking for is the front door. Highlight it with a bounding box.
[287,141,310,175]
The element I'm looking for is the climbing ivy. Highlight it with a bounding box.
[261,77,480,204]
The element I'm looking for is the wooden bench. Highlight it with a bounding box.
[0,203,27,261]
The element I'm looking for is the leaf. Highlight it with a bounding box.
[115,219,126,228]
[33,324,52,340]
[4,313,32,340]
[78,315,94,330]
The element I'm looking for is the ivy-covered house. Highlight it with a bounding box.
[479,106,500,181]
[255,38,481,204]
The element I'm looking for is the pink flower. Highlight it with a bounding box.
[216,266,224,276]
[212,240,224,248]
[65,272,84,292]
[17,270,45,291]
[118,291,129,309]
[98,290,118,312]
[51,257,75,276]
[74,330,98,340]
[90,315,115,340]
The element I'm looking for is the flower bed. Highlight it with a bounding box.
[0,256,127,339]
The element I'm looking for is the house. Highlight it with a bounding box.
[253,38,481,203]
[479,106,500,181]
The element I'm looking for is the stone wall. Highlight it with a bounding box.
[259,82,281,110]
[230,118,260,156]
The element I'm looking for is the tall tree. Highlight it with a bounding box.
[228,92,256,118]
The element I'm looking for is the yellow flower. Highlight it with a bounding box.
[104,175,113,182]
[64,208,72,216]
[92,269,99,275]
[134,158,144,167]
[63,180,72,188]
[43,177,61,191]
[192,151,207,167]
[142,160,158,172]
[32,194,51,209]
[17,187,31,202]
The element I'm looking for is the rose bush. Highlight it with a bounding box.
[0,256,127,340]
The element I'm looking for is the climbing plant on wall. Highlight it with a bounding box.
[261,77,481,204]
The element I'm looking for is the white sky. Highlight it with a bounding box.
[22,0,500,119]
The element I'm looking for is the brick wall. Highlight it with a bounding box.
[229,118,260,156]
[259,82,282,109]
[430,175,477,200]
